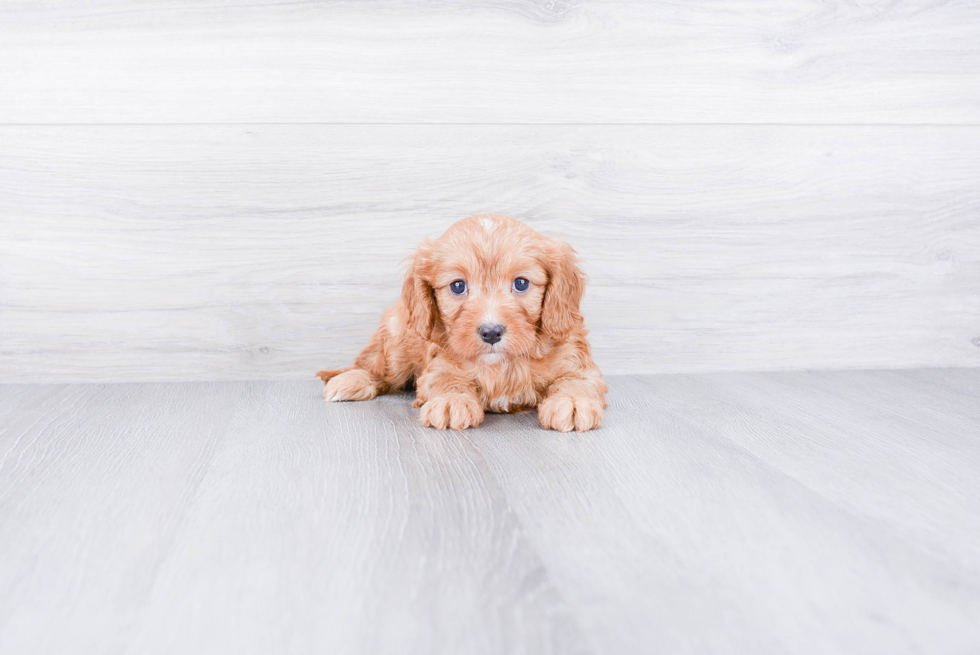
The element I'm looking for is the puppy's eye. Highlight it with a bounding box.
[450,280,467,295]
[512,277,530,293]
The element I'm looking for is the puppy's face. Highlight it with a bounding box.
[403,215,585,364]
[432,245,547,364]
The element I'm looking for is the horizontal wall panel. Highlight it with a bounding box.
[1,124,978,382]
[1,1,978,124]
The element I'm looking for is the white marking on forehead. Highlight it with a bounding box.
[479,216,497,233]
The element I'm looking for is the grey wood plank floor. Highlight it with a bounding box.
[0,371,978,654]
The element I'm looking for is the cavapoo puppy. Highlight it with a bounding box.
[317,214,607,432]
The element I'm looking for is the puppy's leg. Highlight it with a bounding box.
[320,305,419,402]
[323,368,384,402]
[414,358,484,430]
[538,372,608,433]
[320,365,382,401]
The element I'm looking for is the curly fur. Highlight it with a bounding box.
[317,214,608,432]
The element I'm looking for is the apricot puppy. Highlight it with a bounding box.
[317,214,608,432]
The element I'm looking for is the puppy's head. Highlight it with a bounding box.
[402,214,585,363]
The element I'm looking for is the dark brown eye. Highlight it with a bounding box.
[513,277,530,293]
[450,280,467,295]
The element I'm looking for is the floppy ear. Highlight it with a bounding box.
[401,241,439,340]
[541,240,586,340]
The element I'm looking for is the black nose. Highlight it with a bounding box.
[478,323,505,345]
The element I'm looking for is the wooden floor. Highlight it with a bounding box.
[1,370,978,654]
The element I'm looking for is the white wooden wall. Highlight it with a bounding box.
[1,1,978,382]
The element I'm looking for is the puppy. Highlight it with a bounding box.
[317,214,608,432]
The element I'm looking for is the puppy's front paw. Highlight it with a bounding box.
[538,393,604,432]
[323,369,379,402]
[419,394,484,430]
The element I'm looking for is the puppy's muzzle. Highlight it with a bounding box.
[478,323,505,345]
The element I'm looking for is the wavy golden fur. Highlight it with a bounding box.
[317,214,608,432]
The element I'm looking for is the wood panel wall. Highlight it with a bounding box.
[1,1,978,382]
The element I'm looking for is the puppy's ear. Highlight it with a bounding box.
[401,241,439,340]
[541,240,586,340]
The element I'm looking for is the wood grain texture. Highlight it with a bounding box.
[1,0,978,124]
[0,381,590,655]
[0,382,242,653]
[474,371,980,653]
[2,125,978,382]
[0,371,978,653]
[124,384,588,655]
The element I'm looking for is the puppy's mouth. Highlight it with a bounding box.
[479,344,507,365]
[480,351,506,365]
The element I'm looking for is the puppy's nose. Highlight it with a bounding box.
[478,323,505,345]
